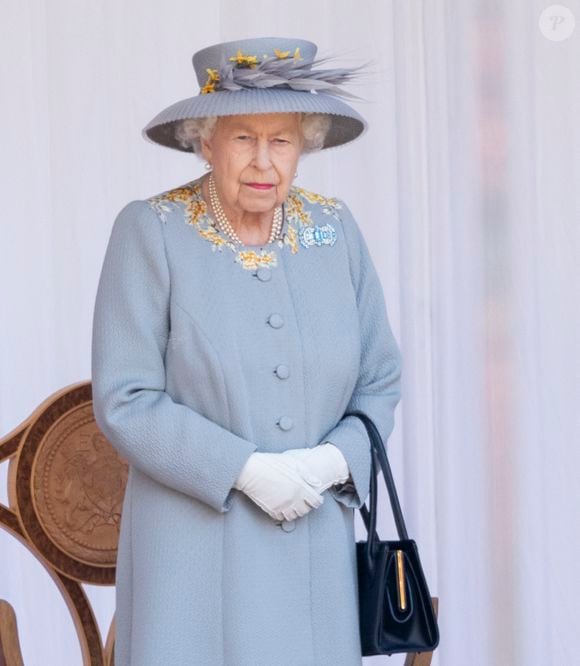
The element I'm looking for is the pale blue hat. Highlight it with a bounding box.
[142,36,370,153]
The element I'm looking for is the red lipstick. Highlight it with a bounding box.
[246,183,274,190]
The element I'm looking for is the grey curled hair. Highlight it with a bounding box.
[174,113,333,157]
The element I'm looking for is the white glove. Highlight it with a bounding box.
[233,451,325,522]
[282,442,351,493]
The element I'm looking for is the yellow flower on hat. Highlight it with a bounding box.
[201,67,220,94]
[206,68,220,82]
[273,47,303,61]
[274,48,291,59]
[229,49,259,67]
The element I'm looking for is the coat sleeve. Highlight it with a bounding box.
[91,199,257,513]
[319,198,402,510]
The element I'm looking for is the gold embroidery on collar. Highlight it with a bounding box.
[146,178,342,270]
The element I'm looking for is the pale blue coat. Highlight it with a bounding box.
[91,174,402,666]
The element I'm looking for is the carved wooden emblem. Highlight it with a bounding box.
[32,402,128,566]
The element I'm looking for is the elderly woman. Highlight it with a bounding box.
[91,37,402,666]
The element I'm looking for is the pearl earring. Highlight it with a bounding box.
[205,162,212,170]
[294,172,298,178]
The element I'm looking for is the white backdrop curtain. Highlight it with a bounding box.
[1,1,578,665]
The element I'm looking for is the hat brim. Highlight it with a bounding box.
[141,88,368,153]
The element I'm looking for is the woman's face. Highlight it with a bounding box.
[200,112,304,215]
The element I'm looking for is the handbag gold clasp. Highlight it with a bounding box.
[396,550,407,611]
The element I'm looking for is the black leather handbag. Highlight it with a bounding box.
[344,409,440,657]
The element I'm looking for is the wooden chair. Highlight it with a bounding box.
[0,381,438,665]
[0,382,120,666]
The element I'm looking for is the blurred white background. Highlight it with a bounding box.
[1,1,579,664]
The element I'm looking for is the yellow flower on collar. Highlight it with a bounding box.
[236,250,278,270]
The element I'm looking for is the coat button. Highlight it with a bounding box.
[274,364,290,379]
[256,267,272,282]
[267,313,284,328]
[280,520,296,532]
[278,416,294,431]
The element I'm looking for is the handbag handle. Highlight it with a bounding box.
[344,410,409,568]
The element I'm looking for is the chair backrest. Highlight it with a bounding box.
[0,381,126,666]
[0,381,437,666]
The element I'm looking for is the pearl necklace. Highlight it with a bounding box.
[207,172,283,246]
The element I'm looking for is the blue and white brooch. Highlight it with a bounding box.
[298,223,337,249]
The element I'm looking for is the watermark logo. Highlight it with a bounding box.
[539,4,575,41]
